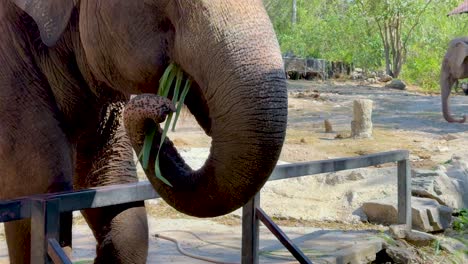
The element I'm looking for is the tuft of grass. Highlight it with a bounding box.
[453,208,468,232]
[139,63,191,187]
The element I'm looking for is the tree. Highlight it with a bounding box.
[355,0,434,78]
[292,0,297,25]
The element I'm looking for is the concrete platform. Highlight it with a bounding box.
[0,217,385,263]
[76,218,383,263]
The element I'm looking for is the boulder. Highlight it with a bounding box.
[351,72,363,80]
[367,72,377,78]
[378,74,393,82]
[361,196,453,232]
[379,240,422,264]
[412,169,466,209]
[385,79,407,90]
[444,157,468,207]
[384,246,419,264]
[405,230,437,247]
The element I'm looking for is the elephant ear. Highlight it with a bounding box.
[454,41,468,68]
[11,0,75,47]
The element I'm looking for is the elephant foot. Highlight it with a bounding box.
[82,203,148,264]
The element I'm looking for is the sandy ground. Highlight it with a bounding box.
[0,80,467,263]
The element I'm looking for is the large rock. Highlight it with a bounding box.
[385,79,407,90]
[362,197,453,232]
[412,169,465,209]
[445,156,468,207]
[378,240,422,264]
[405,230,437,247]
[378,74,393,82]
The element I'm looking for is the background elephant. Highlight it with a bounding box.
[0,0,287,263]
[441,37,468,123]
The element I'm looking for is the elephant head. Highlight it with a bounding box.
[440,37,468,123]
[12,0,287,217]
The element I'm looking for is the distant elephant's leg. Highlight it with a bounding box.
[74,103,148,263]
[0,94,73,264]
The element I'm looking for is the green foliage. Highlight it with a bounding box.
[139,63,191,187]
[453,208,468,232]
[264,0,466,91]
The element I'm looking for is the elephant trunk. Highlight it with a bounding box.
[441,69,466,123]
[125,1,288,217]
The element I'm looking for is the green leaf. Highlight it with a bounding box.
[172,67,183,105]
[142,63,191,187]
[171,79,191,132]
[158,63,175,96]
[154,156,173,187]
[139,124,157,169]
[155,112,174,187]
[162,69,177,98]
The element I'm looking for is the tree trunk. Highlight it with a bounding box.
[292,0,297,25]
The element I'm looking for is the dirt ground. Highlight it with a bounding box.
[171,80,468,168]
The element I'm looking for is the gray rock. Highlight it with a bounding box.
[405,230,437,247]
[378,74,393,82]
[384,246,420,264]
[412,169,465,209]
[362,197,398,226]
[361,197,453,232]
[367,72,377,78]
[385,79,407,90]
[389,224,407,239]
[445,158,468,207]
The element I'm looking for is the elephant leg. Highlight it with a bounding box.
[0,96,74,264]
[74,103,148,263]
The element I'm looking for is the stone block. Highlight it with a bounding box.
[351,99,373,138]
[362,197,453,232]
[412,169,465,209]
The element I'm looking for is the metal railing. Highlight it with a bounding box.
[0,150,411,264]
[241,150,411,264]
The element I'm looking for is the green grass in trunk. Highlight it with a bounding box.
[139,63,191,187]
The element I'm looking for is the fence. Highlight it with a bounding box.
[283,57,328,80]
[0,150,411,264]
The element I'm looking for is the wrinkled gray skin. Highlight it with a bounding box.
[441,37,468,123]
[0,0,287,263]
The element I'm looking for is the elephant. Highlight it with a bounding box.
[440,37,468,123]
[0,0,287,263]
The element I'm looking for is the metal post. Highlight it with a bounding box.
[31,199,61,264]
[48,239,72,264]
[242,193,260,264]
[397,159,412,230]
[256,208,312,264]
